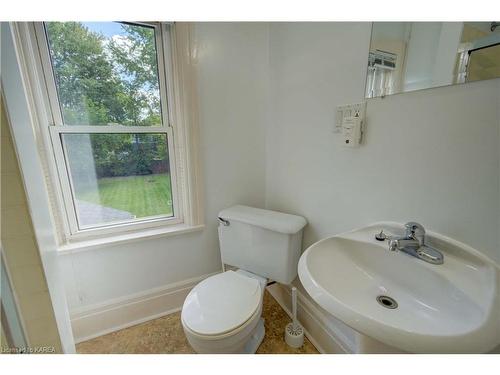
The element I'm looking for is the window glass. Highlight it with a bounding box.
[45,22,162,126]
[62,133,173,228]
[467,44,500,82]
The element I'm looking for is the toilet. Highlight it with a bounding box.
[181,205,307,353]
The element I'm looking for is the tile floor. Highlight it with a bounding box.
[76,290,319,354]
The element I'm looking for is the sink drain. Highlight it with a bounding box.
[376,295,398,309]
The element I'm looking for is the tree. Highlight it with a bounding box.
[107,23,162,126]
[46,22,126,125]
[46,22,168,178]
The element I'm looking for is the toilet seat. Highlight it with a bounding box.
[183,304,262,341]
[181,271,262,336]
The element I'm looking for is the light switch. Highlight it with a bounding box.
[334,109,343,133]
[334,102,366,146]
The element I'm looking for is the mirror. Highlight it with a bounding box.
[365,22,500,98]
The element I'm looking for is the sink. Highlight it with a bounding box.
[298,222,500,353]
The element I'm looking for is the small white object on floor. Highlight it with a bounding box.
[285,287,304,348]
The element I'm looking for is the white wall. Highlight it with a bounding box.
[431,22,463,87]
[266,22,500,266]
[60,23,269,312]
[498,79,500,255]
[403,22,463,90]
[2,23,75,352]
[17,22,499,345]
[404,22,443,91]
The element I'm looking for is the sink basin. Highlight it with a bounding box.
[298,222,500,353]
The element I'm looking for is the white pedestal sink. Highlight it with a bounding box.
[298,222,500,353]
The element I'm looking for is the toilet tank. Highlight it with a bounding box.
[217,205,307,284]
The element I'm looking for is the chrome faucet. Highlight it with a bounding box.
[385,222,444,265]
[388,222,425,251]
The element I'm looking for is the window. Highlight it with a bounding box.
[31,22,186,238]
[61,132,173,229]
[466,44,500,82]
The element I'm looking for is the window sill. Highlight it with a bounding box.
[57,223,205,255]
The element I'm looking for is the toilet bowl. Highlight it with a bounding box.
[181,270,267,353]
[181,205,307,353]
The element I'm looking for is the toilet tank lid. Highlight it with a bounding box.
[218,205,307,234]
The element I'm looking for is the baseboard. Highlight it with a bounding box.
[266,283,352,354]
[71,272,219,343]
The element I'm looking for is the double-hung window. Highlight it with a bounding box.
[29,22,192,239]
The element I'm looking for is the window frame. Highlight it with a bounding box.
[49,126,181,237]
[23,21,195,241]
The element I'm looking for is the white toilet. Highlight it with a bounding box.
[181,205,307,353]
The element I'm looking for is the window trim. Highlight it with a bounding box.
[11,21,204,245]
[38,22,182,238]
[49,125,182,238]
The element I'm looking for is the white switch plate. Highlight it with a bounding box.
[334,102,366,134]
[342,116,362,147]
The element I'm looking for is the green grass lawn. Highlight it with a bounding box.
[76,173,173,218]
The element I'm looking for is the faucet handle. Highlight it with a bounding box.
[388,238,399,251]
[404,222,425,243]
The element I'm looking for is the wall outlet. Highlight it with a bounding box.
[334,102,366,139]
[342,116,362,147]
